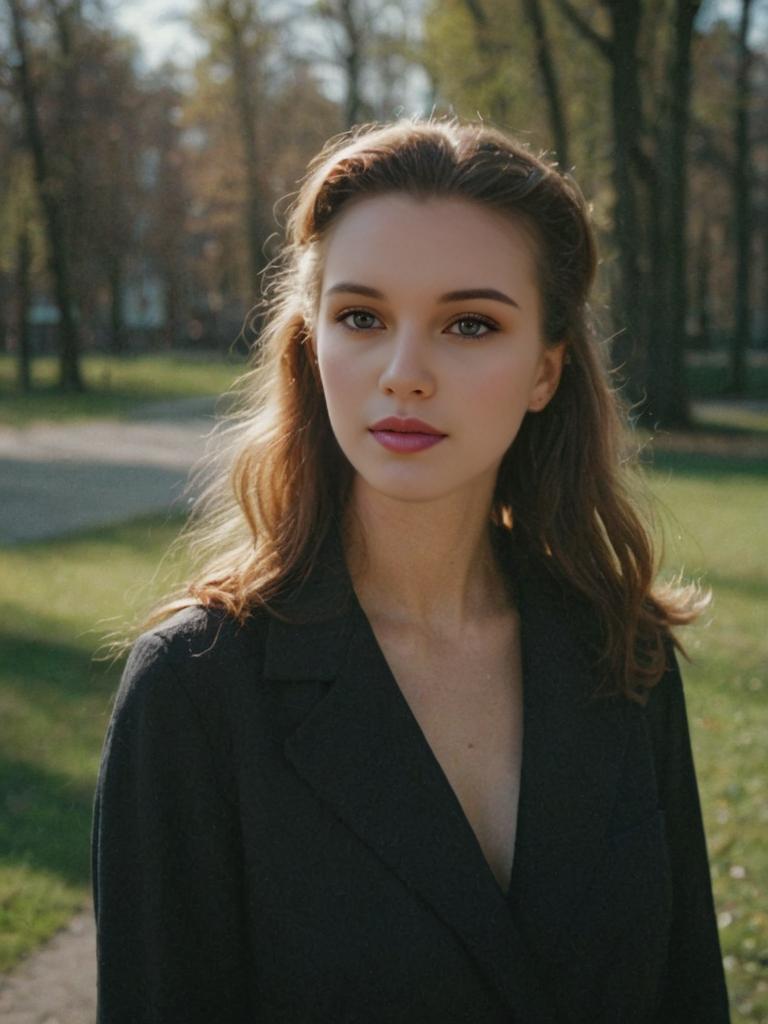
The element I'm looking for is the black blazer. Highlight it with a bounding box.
[92,523,730,1023]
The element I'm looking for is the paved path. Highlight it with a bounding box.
[0,397,220,544]
[0,908,96,1024]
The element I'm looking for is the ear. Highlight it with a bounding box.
[527,341,567,412]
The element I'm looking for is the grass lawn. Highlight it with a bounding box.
[0,353,246,425]
[0,457,766,1022]
[0,514,189,970]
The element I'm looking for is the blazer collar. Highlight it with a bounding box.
[265,522,629,1021]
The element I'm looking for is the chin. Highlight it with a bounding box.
[354,469,468,505]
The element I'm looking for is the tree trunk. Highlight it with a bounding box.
[164,271,182,350]
[47,0,86,311]
[552,1,645,390]
[462,0,511,125]
[16,225,32,393]
[554,0,699,426]
[225,1,267,289]
[606,1,646,394]
[339,0,364,126]
[109,257,126,355]
[695,221,711,349]
[521,0,569,169]
[8,0,84,392]
[643,0,700,427]
[730,0,754,394]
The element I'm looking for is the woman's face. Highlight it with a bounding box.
[313,193,565,505]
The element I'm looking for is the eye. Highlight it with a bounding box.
[336,308,383,331]
[446,314,498,339]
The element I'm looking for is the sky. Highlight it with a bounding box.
[112,0,767,74]
[112,0,204,70]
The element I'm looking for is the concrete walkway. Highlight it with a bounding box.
[0,909,96,1024]
[0,397,222,1021]
[0,397,220,544]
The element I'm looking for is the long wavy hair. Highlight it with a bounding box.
[146,116,708,705]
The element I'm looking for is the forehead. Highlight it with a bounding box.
[319,194,539,296]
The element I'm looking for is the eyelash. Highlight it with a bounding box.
[334,307,499,338]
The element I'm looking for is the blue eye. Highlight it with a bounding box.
[447,315,497,338]
[335,309,498,337]
[337,309,381,330]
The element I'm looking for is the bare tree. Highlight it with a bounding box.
[200,0,271,286]
[14,222,32,391]
[553,0,701,426]
[461,0,569,161]
[460,0,510,124]
[521,0,569,169]
[554,1,645,387]
[646,0,701,424]
[694,219,712,349]
[315,0,373,126]
[730,0,755,393]
[7,0,84,391]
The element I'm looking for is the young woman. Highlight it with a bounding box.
[92,118,730,1023]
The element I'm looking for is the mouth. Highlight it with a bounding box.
[368,428,447,453]
[373,429,441,435]
[369,418,447,436]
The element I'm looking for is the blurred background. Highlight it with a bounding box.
[0,1,766,1021]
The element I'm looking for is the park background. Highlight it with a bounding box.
[0,0,767,1020]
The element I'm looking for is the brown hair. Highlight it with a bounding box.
[149,116,707,704]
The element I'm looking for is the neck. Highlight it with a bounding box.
[342,476,513,639]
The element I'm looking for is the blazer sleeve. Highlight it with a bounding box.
[648,642,731,1024]
[91,630,255,1023]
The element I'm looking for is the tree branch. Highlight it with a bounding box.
[552,0,613,61]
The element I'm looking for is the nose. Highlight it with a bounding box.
[378,330,436,399]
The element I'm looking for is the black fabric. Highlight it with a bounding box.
[92,524,730,1023]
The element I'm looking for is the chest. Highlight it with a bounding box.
[369,612,524,896]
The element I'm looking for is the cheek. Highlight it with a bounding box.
[316,342,364,420]
[463,358,534,434]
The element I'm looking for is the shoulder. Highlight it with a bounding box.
[133,602,269,671]
[115,603,273,723]
[106,605,276,790]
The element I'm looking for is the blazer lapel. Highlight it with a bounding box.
[266,523,629,1019]
[507,552,631,963]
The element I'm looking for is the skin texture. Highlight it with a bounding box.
[312,193,565,638]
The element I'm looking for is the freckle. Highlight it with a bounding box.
[467,742,475,749]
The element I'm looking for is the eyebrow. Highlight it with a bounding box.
[323,282,520,309]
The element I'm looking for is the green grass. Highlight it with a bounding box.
[0,457,766,1022]
[0,515,189,970]
[0,354,246,425]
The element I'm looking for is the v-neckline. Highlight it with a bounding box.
[345,562,526,906]
[276,518,626,1020]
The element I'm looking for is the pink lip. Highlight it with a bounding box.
[370,416,446,435]
[368,416,447,455]
[370,430,446,453]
